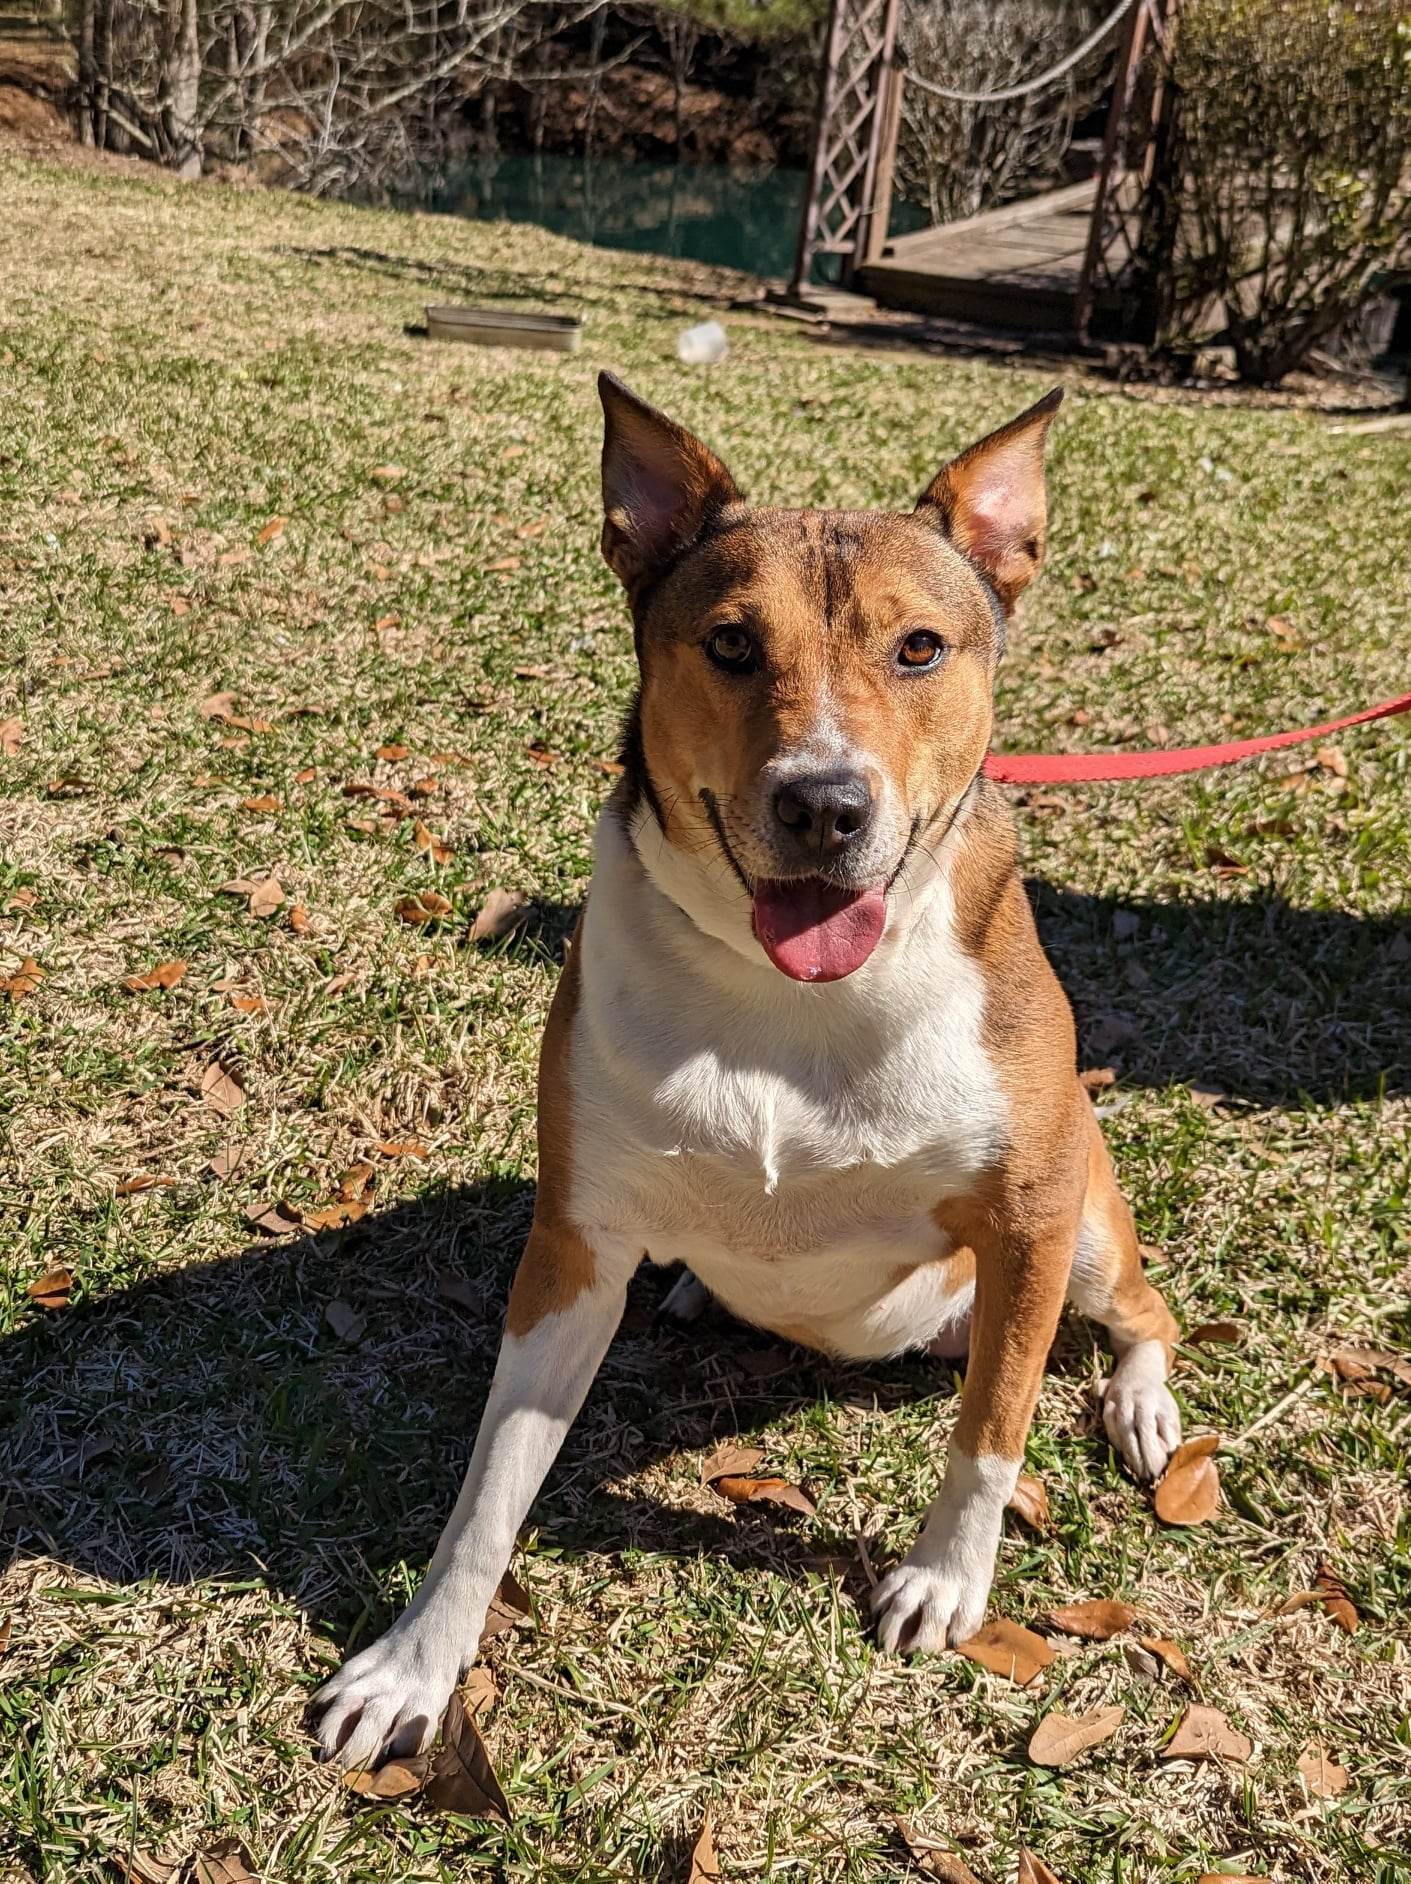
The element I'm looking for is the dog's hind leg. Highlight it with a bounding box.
[659,1267,711,1323]
[311,1219,636,1772]
[1067,1104,1181,1480]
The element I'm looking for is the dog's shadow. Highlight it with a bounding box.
[2,883,1406,1634]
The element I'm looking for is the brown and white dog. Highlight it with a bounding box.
[314,374,1181,1770]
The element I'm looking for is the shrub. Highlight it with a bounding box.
[896,0,1109,227]
[1168,0,1411,385]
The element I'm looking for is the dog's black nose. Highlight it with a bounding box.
[773,770,874,858]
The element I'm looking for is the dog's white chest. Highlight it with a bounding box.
[562,816,1008,1350]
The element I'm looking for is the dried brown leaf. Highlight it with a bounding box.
[1040,1598,1136,1641]
[892,1816,981,1882]
[113,1848,180,1884]
[27,1264,73,1311]
[115,1174,175,1197]
[229,993,267,1015]
[249,876,284,919]
[712,1473,816,1516]
[198,691,237,721]
[1007,1474,1052,1534]
[5,956,46,1000]
[376,1137,429,1159]
[956,1618,1055,1686]
[701,1444,765,1486]
[469,888,530,944]
[1137,1635,1196,1686]
[324,1299,367,1342]
[0,717,23,756]
[478,1570,531,1647]
[376,742,410,761]
[461,1666,497,1718]
[422,1688,511,1821]
[525,739,561,767]
[687,1811,722,1881]
[395,890,452,925]
[413,820,453,864]
[241,794,282,812]
[1154,1434,1221,1526]
[244,1199,301,1238]
[207,1142,248,1180]
[123,959,187,992]
[301,1201,369,1232]
[200,1061,246,1116]
[1018,1852,1066,1884]
[288,903,311,934]
[1163,1704,1251,1764]
[192,1839,258,1884]
[255,515,285,546]
[344,1756,429,1799]
[1296,1743,1349,1798]
[1315,1565,1359,1633]
[1028,1704,1125,1767]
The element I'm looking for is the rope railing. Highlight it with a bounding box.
[902,0,1137,105]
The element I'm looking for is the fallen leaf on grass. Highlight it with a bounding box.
[1314,744,1347,777]
[200,1062,246,1116]
[241,794,282,813]
[289,903,311,934]
[957,1619,1055,1686]
[244,1199,301,1238]
[192,1839,258,1884]
[369,464,406,485]
[1296,1743,1349,1798]
[1163,1704,1251,1764]
[294,765,317,784]
[1040,1598,1135,1641]
[712,1473,816,1516]
[1186,1083,1228,1111]
[525,739,562,768]
[0,1615,12,1656]
[1028,1704,1124,1767]
[414,820,453,864]
[199,691,237,721]
[409,774,438,798]
[376,742,410,761]
[1324,1343,1411,1393]
[1007,1474,1051,1533]
[229,993,267,1014]
[422,1688,511,1821]
[5,887,37,912]
[4,957,45,1000]
[0,717,23,756]
[345,1757,428,1800]
[116,1174,175,1197]
[701,1443,765,1485]
[1154,1434,1221,1526]
[302,1202,368,1232]
[395,890,452,925]
[1187,1320,1243,1346]
[207,1143,248,1180]
[893,1816,981,1882]
[687,1810,722,1881]
[377,1138,429,1159]
[485,554,521,574]
[324,1299,367,1343]
[1137,1636,1197,1685]
[469,887,529,943]
[1018,1853,1066,1884]
[114,1850,181,1884]
[461,1666,498,1718]
[479,1571,531,1647]
[27,1265,73,1310]
[1315,1565,1359,1633]
[249,876,284,918]
[255,515,286,546]
[123,959,187,992]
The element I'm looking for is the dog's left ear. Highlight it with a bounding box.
[598,371,741,597]
[916,388,1063,611]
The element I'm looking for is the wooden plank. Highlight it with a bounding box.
[881,178,1097,259]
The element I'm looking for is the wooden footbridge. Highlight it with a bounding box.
[786,0,1178,343]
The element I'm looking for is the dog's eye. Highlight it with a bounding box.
[706,626,758,672]
[898,630,946,670]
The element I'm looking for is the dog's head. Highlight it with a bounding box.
[599,372,1060,983]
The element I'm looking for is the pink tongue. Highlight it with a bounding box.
[751,879,887,982]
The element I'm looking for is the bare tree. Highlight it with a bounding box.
[63,0,608,188]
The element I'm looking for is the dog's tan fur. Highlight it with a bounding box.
[312,377,1183,1766]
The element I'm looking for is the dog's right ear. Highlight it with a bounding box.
[598,372,741,596]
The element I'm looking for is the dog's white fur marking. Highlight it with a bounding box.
[313,1275,629,1768]
[871,1448,1018,1652]
[568,805,1007,1358]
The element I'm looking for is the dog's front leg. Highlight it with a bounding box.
[313,1219,633,1769]
[872,1205,1074,1654]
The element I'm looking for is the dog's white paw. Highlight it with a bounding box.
[660,1268,710,1323]
[312,1623,461,1772]
[872,1543,993,1655]
[1103,1341,1181,1480]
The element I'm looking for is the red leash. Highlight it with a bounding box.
[983,689,1411,786]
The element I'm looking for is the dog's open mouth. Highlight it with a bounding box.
[751,877,888,983]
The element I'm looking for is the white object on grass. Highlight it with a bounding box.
[676,320,728,366]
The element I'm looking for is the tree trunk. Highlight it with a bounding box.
[167,0,201,177]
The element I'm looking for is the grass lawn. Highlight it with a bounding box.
[1,152,1409,1884]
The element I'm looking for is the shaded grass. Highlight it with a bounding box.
[1,153,1408,1884]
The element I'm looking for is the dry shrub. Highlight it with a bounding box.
[1169,0,1411,384]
